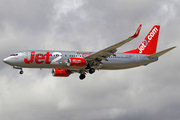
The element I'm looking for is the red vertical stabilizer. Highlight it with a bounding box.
[124,25,160,55]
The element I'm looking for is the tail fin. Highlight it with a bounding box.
[124,25,160,55]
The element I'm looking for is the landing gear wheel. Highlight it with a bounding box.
[79,74,86,80]
[89,68,95,74]
[20,71,24,74]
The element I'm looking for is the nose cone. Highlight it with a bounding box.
[3,57,11,65]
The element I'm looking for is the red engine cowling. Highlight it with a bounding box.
[67,57,86,67]
[52,68,70,77]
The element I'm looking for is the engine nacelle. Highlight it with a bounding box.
[52,68,70,77]
[67,57,86,67]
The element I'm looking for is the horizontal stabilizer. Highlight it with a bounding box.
[148,46,176,58]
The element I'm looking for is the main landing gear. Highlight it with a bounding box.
[89,68,95,74]
[79,68,95,80]
[79,74,86,80]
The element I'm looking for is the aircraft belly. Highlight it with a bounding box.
[99,57,157,70]
[100,59,135,70]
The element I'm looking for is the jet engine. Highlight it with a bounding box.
[67,57,86,67]
[52,68,70,77]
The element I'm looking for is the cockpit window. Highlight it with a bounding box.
[10,54,18,56]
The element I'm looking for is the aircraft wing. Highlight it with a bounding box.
[85,24,142,61]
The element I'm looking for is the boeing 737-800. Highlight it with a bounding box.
[3,25,176,80]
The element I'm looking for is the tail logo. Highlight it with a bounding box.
[138,42,147,54]
[138,27,158,54]
[148,27,158,41]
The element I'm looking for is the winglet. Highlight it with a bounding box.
[131,24,142,38]
[148,46,176,58]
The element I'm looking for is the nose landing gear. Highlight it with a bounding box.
[19,70,24,74]
[13,66,24,75]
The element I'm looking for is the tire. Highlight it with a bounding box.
[79,74,85,80]
[20,71,24,74]
[89,68,95,74]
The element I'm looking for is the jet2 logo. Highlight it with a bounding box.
[51,52,62,64]
[138,27,158,54]
[24,51,51,64]
[138,40,148,54]
[24,51,62,64]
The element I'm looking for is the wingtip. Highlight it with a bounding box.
[131,24,142,38]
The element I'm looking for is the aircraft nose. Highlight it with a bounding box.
[3,57,11,64]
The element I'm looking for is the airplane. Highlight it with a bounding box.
[3,24,176,80]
